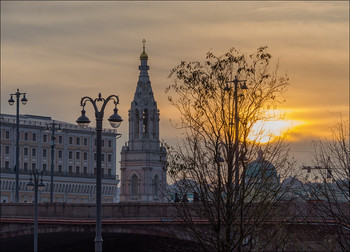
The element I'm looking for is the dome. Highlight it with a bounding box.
[246,159,277,178]
[140,51,148,60]
[245,149,278,181]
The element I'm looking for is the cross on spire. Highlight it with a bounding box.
[142,39,146,51]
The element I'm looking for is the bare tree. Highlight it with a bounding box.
[303,119,350,251]
[165,47,297,251]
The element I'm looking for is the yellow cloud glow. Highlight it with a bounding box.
[247,109,305,143]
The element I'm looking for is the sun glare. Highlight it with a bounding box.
[247,119,302,144]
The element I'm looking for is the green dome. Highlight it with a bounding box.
[246,159,277,178]
[245,149,277,180]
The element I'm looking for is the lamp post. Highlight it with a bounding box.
[76,93,122,252]
[225,75,247,251]
[215,152,224,250]
[8,89,28,203]
[45,120,62,203]
[27,168,45,252]
[224,76,248,196]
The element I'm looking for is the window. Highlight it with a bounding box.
[43,149,47,157]
[84,152,88,160]
[43,164,47,172]
[131,175,138,196]
[101,140,105,147]
[94,153,97,161]
[5,146,10,155]
[108,140,112,147]
[24,147,28,156]
[58,150,62,159]
[76,166,80,174]
[58,165,62,173]
[76,152,80,160]
[23,163,28,171]
[25,132,29,141]
[143,109,148,133]
[5,161,9,169]
[76,137,80,145]
[69,151,73,159]
[108,154,112,163]
[32,163,36,170]
[135,110,139,136]
[108,169,112,176]
[58,136,63,144]
[101,154,105,162]
[84,167,88,174]
[43,135,47,142]
[5,131,10,139]
[153,175,159,197]
[32,133,37,141]
[32,148,36,157]
[94,139,97,146]
[84,138,88,146]
[69,166,73,173]
[94,168,96,175]
[69,137,73,145]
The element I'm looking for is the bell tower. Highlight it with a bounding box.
[120,39,167,202]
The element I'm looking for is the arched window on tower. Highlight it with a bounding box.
[153,174,159,199]
[143,109,148,134]
[131,174,139,197]
[135,110,139,137]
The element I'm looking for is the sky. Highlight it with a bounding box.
[1,1,349,170]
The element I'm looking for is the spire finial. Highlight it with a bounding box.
[140,38,148,60]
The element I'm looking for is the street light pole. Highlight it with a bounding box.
[215,152,224,251]
[224,76,248,197]
[27,168,45,252]
[225,75,247,252]
[76,93,122,252]
[46,121,62,203]
[8,89,28,203]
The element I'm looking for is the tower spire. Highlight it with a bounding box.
[120,41,167,203]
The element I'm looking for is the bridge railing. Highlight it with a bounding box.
[0,202,176,220]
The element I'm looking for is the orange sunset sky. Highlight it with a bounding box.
[1,1,349,167]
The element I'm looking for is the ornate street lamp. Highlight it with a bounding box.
[27,168,45,252]
[8,89,28,203]
[45,120,62,203]
[76,93,122,252]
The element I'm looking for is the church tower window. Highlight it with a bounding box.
[135,110,139,137]
[131,174,138,196]
[143,109,148,133]
[153,175,159,198]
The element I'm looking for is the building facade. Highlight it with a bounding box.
[120,40,167,202]
[0,114,120,203]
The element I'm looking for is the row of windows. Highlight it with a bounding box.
[3,131,113,147]
[3,161,113,176]
[3,131,39,142]
[2,146,113,162]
